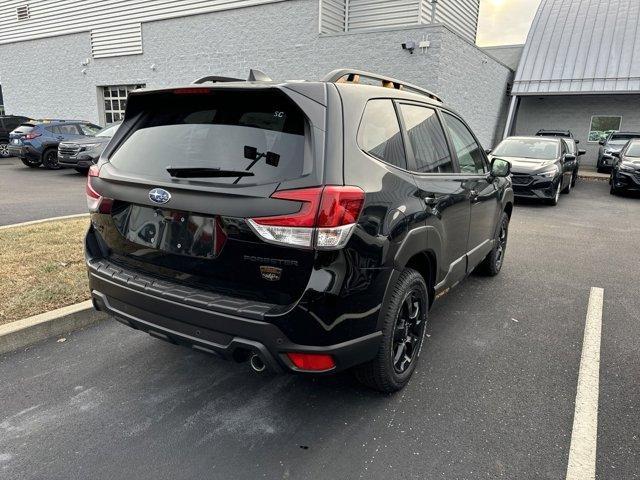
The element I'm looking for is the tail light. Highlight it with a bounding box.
[24,132,41,140]
[247,186,365,249]
[86,165,113,213]
[286,352,336,371]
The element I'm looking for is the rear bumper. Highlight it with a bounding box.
[88,259,382,374]
[8,144,39,160]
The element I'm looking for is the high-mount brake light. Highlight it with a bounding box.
[86,165,113,213]
[247,186,365,249]
[173,88,212,95]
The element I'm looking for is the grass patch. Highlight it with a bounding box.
[0,218,90,325]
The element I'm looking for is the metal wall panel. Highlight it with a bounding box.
[319,0,346,33]
[433,0,479,43]
[0,0,286,45]
[513,0,640,95]
[346,0,420,31]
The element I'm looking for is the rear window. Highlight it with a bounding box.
[109,90,308,185]
[13,124,35,134]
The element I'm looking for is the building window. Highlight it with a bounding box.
[101,85,144,124]
[588,116,622,143]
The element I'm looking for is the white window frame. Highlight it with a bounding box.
[98,84,145,125]
[588,115,622,144]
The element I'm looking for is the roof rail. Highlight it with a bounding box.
[323,69,443,103]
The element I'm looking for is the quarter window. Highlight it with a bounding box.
[442,113,486,174]
[357,100,406,169]
[399,104,452,174]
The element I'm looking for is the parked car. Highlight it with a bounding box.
[490,136,575,205]
[84,69,514,392]
[0,115,30,158]
[58,122,121,174]
[8,120,102,169]
[561,138,586,187]
[610,139,640,195]
[536,129,578,143]
[597,131,640,172]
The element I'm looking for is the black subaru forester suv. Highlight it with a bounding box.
[85,69,513,392]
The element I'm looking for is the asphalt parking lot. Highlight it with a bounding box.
[0,158,86,226]
[1,180,639,479]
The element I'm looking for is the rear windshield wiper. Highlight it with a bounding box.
[166,167,255,179]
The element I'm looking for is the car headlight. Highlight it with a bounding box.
[538,167,559,178]
[80,143,103,152]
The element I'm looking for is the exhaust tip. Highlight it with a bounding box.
[250,353,267,373]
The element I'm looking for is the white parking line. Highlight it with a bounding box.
[566,287,604,480]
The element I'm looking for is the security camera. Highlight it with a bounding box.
[402,41,416,54]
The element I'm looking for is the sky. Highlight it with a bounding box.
[477,0,542,47]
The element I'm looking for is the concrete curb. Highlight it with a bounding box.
[0,213,89,230]
[0,300,107,355]
[577,173,609,182]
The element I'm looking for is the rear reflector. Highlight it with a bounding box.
[248,186,365,250]
[286,352,336,371]
[86,165,113,213]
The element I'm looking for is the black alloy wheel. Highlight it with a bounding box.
[43,149,61,170]
[476,212,509,276]
[0,141,9,158]
[355,268,428,393]
[391,289,426,374]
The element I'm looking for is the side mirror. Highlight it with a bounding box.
[485,148,492,155]
[578,149,586,156]
[490,158,511,178]
[565,154,576,161]
[575,139,580,144]
[612,151,620,158]
[599,140,606,146]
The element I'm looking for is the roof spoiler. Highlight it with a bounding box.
[193,69,273,85]
[323,68,443,103]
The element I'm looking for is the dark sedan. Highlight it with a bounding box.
[58,123,121,173]
[610,139,640,195]
[490,136,575,206]
[597,131,640,172]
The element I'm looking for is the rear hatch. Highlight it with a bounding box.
[89,85,330,306]
[9,124,35,146]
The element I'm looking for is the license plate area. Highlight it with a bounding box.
[112,205,223,259]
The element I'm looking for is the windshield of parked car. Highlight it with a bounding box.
[492,138,559,160]
[625,142,640,157]
[109,90,307,185]
[609,133,640,145]
[96,123,120,138]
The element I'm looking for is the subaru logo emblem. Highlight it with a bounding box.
[149,188,171,205]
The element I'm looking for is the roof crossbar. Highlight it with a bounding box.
[323,69,443,103]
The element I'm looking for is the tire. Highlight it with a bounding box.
[74,167,89,175]
[547,179,562,206]
[571,173,577,188]
[562,176,572,194]
[21,157,42,168]
[42,149,61,170]
[476,212,510,276]
[0,141,10,158]
[610,180,617,196]
[355,268,428,393]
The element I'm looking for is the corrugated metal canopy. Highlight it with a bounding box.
[513,0,640,95]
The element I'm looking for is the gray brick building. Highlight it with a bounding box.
[0,0,512,148]
[504,0,640,167]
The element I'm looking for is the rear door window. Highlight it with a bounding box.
[357,99,406,169]
[109,90,308,185]
[442,113,487,174]
[399,104,453,174]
